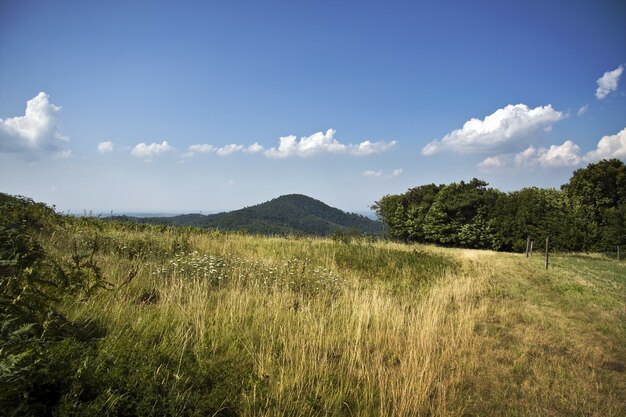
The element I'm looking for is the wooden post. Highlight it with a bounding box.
[525,237,530,258]
[545,237,549,270]
[530,241,534,257]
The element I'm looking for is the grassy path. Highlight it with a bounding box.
[446,249,626,416]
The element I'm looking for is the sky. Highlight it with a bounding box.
[1,0,625,214]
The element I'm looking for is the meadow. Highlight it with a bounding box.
[1,195,625,416]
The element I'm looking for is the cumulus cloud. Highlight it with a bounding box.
[362,168,402,178]
[515,140,582,168]
[351,140,397,156]
[512,128,626,167]
[478,141,582,170]
[216,144,244,156]
[244,142,264,153]
[97,141,114,153]
[186,142,264,157]
[477,155,508,170]
[264,129,396,158]
[595,65,623,99]
[477,127,626,171]
[584,127,626,161]
[131,141,173,158]
[0,92,70,155]
[577,105,589,116]
[188,144,215,154]
[422,104,565,155]
[159,131,394,159]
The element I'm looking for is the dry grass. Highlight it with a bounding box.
[452,252,626,416]
[50,225,625,416]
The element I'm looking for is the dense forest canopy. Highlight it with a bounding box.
[373,159,626,252]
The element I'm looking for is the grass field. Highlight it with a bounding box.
[2,211,625,416]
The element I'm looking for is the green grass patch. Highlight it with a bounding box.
[333,243,457,284]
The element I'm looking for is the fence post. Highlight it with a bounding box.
[530,241,533,257]
[526,237,530,258]
[545,237,549,270]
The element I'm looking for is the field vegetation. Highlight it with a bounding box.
[1,193,625,416]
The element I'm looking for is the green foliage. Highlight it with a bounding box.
[372,194,409,241]
[0,194,109,415]
[55,328,254,416]
[373,160,626,252]
[117,194,382,236]
[333,243,455,286]
[564,159,626,250]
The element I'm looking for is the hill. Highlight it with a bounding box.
[116,194,382,235]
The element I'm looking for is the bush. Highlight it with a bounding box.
[0,195,108,415]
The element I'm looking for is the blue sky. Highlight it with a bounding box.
[1,0,625,213]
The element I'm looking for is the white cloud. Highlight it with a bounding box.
[168,131,394,159]
[422,104,565,155]
[188,144,215,154]
[186,142,263,157]
[514,140,582,168]
[98,141,114,153]
[478,141,582,170]
[131,141,173,158]
[350,140,397,156]
[362,168,403,179]
[0,92,70,155]
[514,128,626,166]
[363,170,383,177]
[584,127,626,161]
[264,129,396,158]
[244,142,264,153]
[477,155,508,170]
[577,105,589,116]
[595,65,623,99]
[216,144,244,156]
[477,127,626,171]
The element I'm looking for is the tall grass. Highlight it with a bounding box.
[44,221,485,416]
[4,214,624,416]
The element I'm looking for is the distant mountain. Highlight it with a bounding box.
[113,194,382,236]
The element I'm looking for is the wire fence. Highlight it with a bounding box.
[524,239,623,268]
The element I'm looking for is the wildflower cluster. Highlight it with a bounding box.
[152,251,341,295]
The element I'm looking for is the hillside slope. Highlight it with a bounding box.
[119,194,381,235]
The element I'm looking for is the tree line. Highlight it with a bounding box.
[372,159,626,252]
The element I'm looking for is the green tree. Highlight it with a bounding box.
[422,179,499,247]
[372,194,408,240]
[563,159,626,250]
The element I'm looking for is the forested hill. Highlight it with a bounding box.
[373,159,626,252]
[115,194,382,236]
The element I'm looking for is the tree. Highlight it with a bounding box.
[373,161,626,252]
[372,194,408,241]
[563,159,626,250]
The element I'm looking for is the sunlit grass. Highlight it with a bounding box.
[27,219,626,416]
